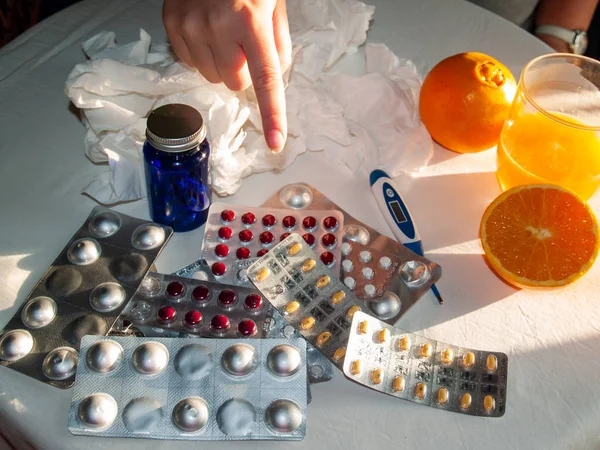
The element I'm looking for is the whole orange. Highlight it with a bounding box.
[419,52,517,153]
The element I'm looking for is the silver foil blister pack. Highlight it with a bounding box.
[261,183,442,322]
[248,233,370,368]
[201,202,344,284]
[117,273,272,339]
[0,207,172,387]
[68,335,308,440]
[172,260,334,385]
[343,312,507,417]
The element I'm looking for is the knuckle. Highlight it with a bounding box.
[253,69,281,92]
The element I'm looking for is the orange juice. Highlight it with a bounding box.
[497,112,600,200]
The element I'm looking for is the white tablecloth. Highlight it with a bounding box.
[2,1,599,449]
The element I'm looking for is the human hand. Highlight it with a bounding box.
[536,33,572,53]
[162,0,291,153]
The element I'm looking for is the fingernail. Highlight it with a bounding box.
[267,130,285,153]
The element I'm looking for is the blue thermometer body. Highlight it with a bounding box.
[369,169,443,304]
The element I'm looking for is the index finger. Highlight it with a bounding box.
[242,23,287,153]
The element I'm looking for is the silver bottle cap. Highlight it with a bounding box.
[146,104,206,153]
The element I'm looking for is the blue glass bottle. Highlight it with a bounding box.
[143,104,211,232]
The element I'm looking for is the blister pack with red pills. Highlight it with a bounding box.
[117,272,273,339]
[201,203,344,285]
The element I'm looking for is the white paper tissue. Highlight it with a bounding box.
[64,0,432,204]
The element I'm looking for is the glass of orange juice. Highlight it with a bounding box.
[497,54,600,200]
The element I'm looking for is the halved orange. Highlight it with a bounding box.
[480,184,599,288]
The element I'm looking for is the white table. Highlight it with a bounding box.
[2,0,598,449]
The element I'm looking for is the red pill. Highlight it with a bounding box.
[236,247,251,259]
[262,214,276,228]
[221,210,235,223]
[215,244,229,258]
[211,314,230,333]
[218,227,233,240]
[238,319,257,337]
[166,281,185,299]
[280,233,291,242]
[184,310,203,327]
[211,262,226,276]
[256,249,268,257]
[322,233,337,248]
[192,285,211,302]
[218,289,237,307]
[323,216,338,231]
[244,294,263,310]
[239,229,253,242]
[157,305,176,323]
[320,251,335,266]
[282,215,297,229]
[302,216,317,230]
[260,231,274,245]
[303,233,315,247]
[242,212,256,225]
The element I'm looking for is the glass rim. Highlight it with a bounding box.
[521,53,600,131]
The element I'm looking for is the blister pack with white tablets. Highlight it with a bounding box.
[0,207,172,387]
[343,312,507,417]
[68,335,307,440]
[261,184,442,320]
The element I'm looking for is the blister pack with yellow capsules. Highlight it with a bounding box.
[343,312,508,417]
[248,233,368,368]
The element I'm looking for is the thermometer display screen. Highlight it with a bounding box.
[389,201,407,223]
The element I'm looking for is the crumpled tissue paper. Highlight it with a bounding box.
[64,0,432,204]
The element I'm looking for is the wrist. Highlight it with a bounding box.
[536,33,572,53]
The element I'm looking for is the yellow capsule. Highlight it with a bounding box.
[437,387,449,405]
[288,242,303,255]
[346,305,361,321]
[350,360,361,375]
[300,316,315,331]
[486,354,498,372]
[358,320,369,335]
[414,382,427,400]
[330,290,346,305]
[463,352,475,369]
[316,275,331,289]
[255,267,271,282]
[460,393,472,410]
[441,348,454,365]
[301,259,316,273]
[376,328,390,344]
[332,347,346,363]
[483,395,496,413]
[420,343,432,358]
[316,331,331,348]
[398,336,411,352]
[392,376,405,392]
[370,368,383,385]
[284,301,300,315]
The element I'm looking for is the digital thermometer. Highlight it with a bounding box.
[369,169,443,304]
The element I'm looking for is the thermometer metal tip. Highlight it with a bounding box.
[431,284,444,305]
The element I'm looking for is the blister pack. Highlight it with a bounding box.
[261,184,442,322]
[68,336,307,440]
[201,202,344,284]
[248,233,369,368]
[343,312,507,417]
[340,240,402,300]
[0,207,172,387]
[266,308,334,384]
[117,273,272,339]
[173,259,216,282]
